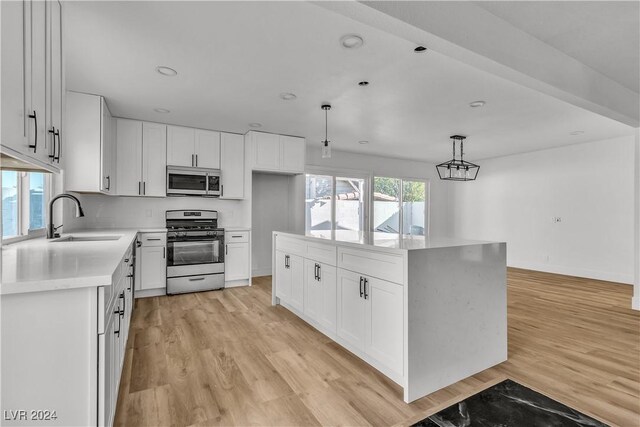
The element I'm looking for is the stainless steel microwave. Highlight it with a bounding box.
[166,166,221,197]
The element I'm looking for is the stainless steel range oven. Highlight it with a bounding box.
[166,210,224,295]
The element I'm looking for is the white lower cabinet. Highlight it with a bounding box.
[274,234,404,382]
[136,233,167,292]
[304,259,337,333]
[274,250,304,312]
[337,268,403,375]
[336,268,367,350]
[225,231,250,283]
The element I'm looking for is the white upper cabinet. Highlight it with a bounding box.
[280,135,306,173]
[65,92,115,194]
[248,131,305,174]
[220,132,244,199]
[195,129,220,169]
[115,119,142,196]
[116,119,166,197]
[142,123,167,197]
[1,0,62,171]
[252,132,280,170]
[167,125,195,167]
[167,126,220,169]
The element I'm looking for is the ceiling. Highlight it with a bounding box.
[475,1,640,93]
[64,1,636,163]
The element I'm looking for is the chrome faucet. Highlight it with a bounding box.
[47,193,85,239]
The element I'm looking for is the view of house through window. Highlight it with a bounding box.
[374,177,426,236]
[305,174,333,230]
[2,171,48,240]
[335,177,365,231]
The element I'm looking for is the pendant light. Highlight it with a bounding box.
[436,135,480,181]
[321,104,332,159]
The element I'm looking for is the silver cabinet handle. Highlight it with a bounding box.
[163,247,165,258]
[143,181,146,195]
[147,238,161,241]
[189,277,205,281]
[359,276,364,298]
[138,181,141,195]
[195,154,198,167]
[28,111,37,151]
[191,154,194,167]
[364,278,369,300]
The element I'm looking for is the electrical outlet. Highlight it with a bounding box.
[552,217,562,223]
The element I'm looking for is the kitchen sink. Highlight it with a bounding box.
[52,235,122,242]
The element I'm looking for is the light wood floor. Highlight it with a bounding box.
[114,269,640,427]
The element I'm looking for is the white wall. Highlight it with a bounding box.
[633,129,639,309]
[305,146,449,237]
[251,173,296,276]
[448,136,635,284]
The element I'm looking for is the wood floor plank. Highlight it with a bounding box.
[114,269,640,427]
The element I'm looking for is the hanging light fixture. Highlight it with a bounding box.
[321,104,332,158]
[436,135,480,181]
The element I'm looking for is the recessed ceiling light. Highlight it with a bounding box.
[469,101,486,108]
[358,81,369,87]
[340,34,364,49]
[280,92,297,101]
[248,123,262,128]
[414,46,427,53]
[153,108,170,113]
[570,130,584,135]
[358,140,369,145]
[155,66,177,76]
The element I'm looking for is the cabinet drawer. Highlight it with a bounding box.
[338,247,404,284]
[306,241,337,266]
[226,231,249,243]
[275,235,305,255]
[139,232,166,246]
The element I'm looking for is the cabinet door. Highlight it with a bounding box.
[47,0,62,165]
[140,246,166,290]
[252,132,280,170]
[225,242,249,281]
[1,0,29,154]
[30,0,48,163]
[318,263,337,333]
[220,133,245,199]
[115,119,142,196]
[364,276,403,375]
[337,268,366,351]
[280,135,305,173]
[303,259,323,324]
[195,129,220,169]
[275,251,290,302]
[167,125,195,167]
[142,122,167,197]
[100,99,114,193]
[289,254,304,312]
[98,316,115,427]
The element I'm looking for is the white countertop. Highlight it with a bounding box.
[1,229,145,295]
[275,230,497,251]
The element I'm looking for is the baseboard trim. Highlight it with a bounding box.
[135,288,166,299]
[508,261,633,285]
[252,267,272,277]
[633,295,640,311]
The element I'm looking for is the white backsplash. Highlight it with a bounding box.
[64,193,250,231]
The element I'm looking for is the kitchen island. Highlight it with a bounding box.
[272,230,507,403]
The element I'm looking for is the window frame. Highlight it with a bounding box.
[2,171,50,244]
[372,175,430,237]
[305,166,372,233]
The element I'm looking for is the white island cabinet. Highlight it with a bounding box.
[272,231,507,403]
[0,230,140,426]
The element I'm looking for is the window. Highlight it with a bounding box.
[2,171,49,241]
[305,173,367,232]
[374,177,427,236]
[305,174,333,231]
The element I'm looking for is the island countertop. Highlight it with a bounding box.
[274,230,498,251]
[0,229,162,295]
